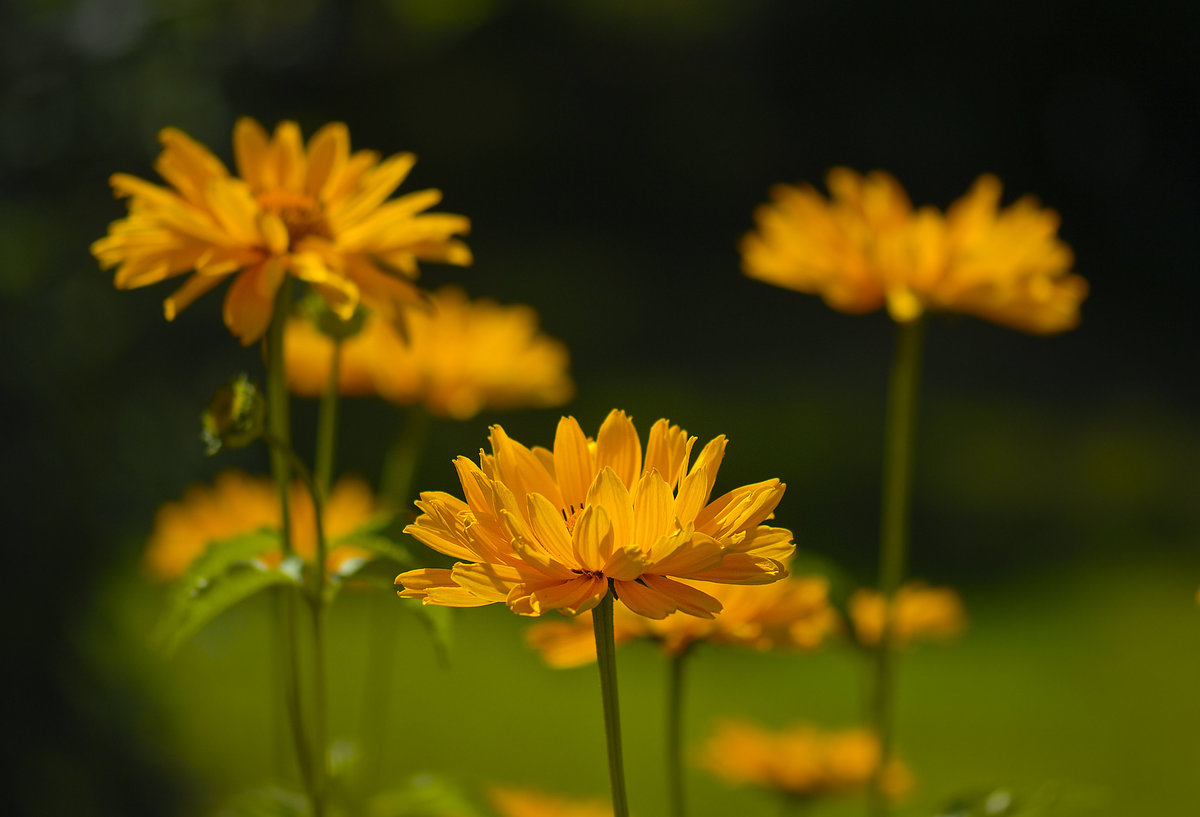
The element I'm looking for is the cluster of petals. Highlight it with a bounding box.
[526,571,835,667]
[396,410,793,618]
[700,720,911,799]
[487,786,613,817]
[145,470,377,580]
[285,286,573,419]
[741,168,1088,333]
[850,582,967,648]
[92,118,471,344]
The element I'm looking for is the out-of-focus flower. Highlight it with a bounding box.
[488,786,612,817]
[526,572,835,667]
[699,720,912,800]
[849,582,966,647]
[396,410,793,618]
[285,286,573,419]
[741,169,1087,333]
[145,470,378,580]
[92,118,471,344]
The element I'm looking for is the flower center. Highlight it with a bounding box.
[256,189,332,247]
[560,503,582,533]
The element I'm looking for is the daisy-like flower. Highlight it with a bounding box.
[396,410,793,618]
[699,720,912,801]
[145,470,378,580]
[285,286,574,419]
[850,582,966,648]
[92,118,471,344]
[488,786,613,817]
[741,168,1087,333]
[526,571,835,667]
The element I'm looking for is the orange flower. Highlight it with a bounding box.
[145,470,378,580]
[849,582,966,647]
[700,720,911,800]
[526,572,835,667]
[488,786,613,817]
[92,118,471,343]
[285,286,573,419]
[397,410,793,618]
[742,169,1087,333]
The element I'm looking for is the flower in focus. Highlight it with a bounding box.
[285,286,574,419]
[145,470,378,580]
[526,571,836,668]
[488,786,612,817]
[92,118,471,344]
[849,582,966,648]
[699,720,912,801]
[741,168,1087,333]
[396,410,793,618]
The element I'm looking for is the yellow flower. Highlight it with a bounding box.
[849,582,966,647]
[92,118,471,344]
[396,410,793,618]
[285,286,574,419]
[145,470,378,580]
[488,786,613,817]
[741,169,1087,333]
[699,720,912,800]
[526,572,836,667]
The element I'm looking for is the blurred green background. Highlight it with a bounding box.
[3,0,1198,815]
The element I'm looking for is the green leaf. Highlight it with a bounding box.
[154,561,298,656]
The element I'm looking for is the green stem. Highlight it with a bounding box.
[264,280,316,801]
[666,649,689,817]
[868,317,925,817]
[313,338,342,502]
[379,405,430,510]
[593,583,630,817]
[305,336,341,817]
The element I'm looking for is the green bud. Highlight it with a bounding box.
[201,374,266,455]
[297,290,367,341]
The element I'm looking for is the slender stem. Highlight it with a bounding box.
[592,582,630,817]
[305,336,341,817]
[264,279,316,800]
[868,316,925,817]
[379,405,430,509]
[666,649,689,817]
[313,338,342,502]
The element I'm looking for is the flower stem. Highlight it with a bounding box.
[265,279,316,804]
[593,582,630,817]
[868,316,925,817]
[666,649,689,817]
[313,337,342,502]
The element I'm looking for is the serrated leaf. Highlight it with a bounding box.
[154,562,298,656]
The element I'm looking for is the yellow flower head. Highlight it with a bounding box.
[700,720,912,800]
[396,410,794,618]
[92,118,471,344]
[285,286,574,419]
[526,572,836,667]
[849,582,967,648]
[145,470,378,580]
[487,786,613,817]
[741,169,1087,333]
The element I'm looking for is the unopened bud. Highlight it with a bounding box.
[201,374,265,455]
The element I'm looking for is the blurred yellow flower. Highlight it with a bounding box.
[488,786,612,817]
[741,169,1087,333]
[145,470,378,580]
[526,572,836,667]
[699,720,911,800]
[396,410,793,618]
[285,286,574,419]
[92,118,471,344]
[850,582,966,647]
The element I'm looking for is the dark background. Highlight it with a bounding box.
[3,1,1197,815]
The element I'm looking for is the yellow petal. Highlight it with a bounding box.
[222,262,279,345]
[602,544,649,582]
[234,117,272,191]
[585,467,632,551]
[163,273,224,320]
[642,574,721,618]
[595,409,641,488]
[631,470,675,549]
[572,505,612,572]
[613,579,677,619]
[451,562,523,602]
[526,576,606,616]
[526,493,579,568]
[305,121,349,199]
[553,415,594,512]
